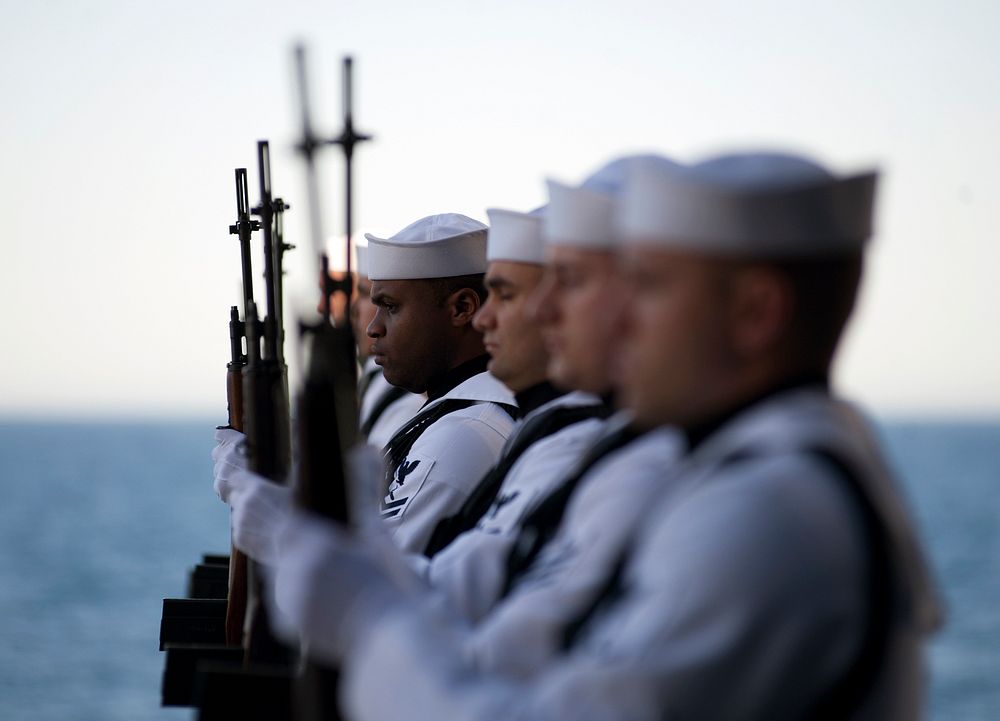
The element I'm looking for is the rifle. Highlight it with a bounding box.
[291,46,370,721]
[240,140,295,667]
[222,167,259,647]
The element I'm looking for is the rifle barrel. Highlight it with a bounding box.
[231,168,257,317]
[295,45,327,265]
[254,142,279,361]
[272,198,290,365]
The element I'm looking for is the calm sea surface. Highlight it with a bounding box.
[0,418,997,720]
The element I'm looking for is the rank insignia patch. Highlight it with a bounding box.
[381,452,434,519]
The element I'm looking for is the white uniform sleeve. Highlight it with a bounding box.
[342,602,659,721]
[424,532,518,623]
[382,406,512,553]
[343,454,869,721]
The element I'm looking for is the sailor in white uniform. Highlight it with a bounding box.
[275,152,941,721]
[364,213,518,553]
[413,205,611,617]
[352,244,424,450]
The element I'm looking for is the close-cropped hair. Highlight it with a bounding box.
[424,273,487,307]
[773,251,864,370]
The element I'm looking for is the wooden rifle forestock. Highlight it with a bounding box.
[224,306,249,647]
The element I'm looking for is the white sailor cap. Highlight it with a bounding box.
[619,152,878,258]
[355,243,369,277]
[485,207,545,264]
[544,154,681,250]
[365,213,488,280]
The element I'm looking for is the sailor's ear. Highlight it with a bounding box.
[447,287,482,327]
[727,265,793,359]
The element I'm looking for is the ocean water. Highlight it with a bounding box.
[0,418,997,720]
[0,420,228,721]
[878,421,1000,720]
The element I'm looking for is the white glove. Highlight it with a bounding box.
[212,427,248,503]
[271,511,414,665]
[228,468,293,566]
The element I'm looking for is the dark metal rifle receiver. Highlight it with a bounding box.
[228,305,246,366]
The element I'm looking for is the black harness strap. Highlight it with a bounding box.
[558,446,894,721]
[424,403,612,557]
[500,425,639,597]
[802,449,893,721]
[383,398,517,486]
[384,399,477,478]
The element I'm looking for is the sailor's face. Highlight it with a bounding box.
[617,246,736,429]
[529,246,623,395]
[351,275,376,360]
[368,279,452,392]
[473,261,548,393]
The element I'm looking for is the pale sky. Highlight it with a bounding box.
[2,0,998,419]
